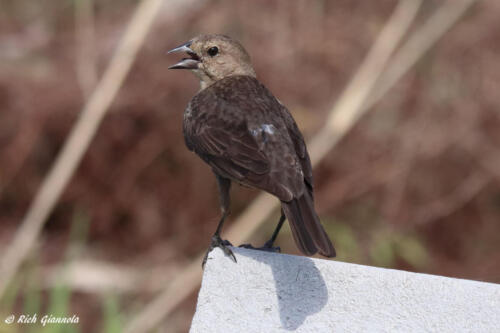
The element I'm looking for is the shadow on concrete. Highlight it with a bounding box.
[235,247,328,330]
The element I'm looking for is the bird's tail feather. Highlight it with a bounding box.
[281,192,336,257]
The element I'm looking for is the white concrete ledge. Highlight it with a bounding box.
[190,247,500,332]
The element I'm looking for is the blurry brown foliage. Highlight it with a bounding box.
[1,0,500,332]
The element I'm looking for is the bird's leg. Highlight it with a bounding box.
[202,175,236,268]
[239,210,284,253]
[263,210,286,250]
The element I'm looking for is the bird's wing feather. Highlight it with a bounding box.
[279,106,314,192]
[184,76,309,201]
[196,125,270,176]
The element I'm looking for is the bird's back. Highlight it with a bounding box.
[183,75,312,202]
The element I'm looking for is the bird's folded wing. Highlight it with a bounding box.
[190,124,270,180]
[279,106,314,190]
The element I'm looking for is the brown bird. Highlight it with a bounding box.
[168,34,335,266]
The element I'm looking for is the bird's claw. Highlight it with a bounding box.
[239,242,281,253]
[202,235,236,268]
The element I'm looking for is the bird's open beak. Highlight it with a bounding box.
[167,41,200,70]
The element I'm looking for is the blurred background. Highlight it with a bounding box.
[1,0,499,332]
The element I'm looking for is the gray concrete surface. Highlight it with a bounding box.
[190,247,500,332]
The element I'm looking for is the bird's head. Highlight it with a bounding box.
[168,34,256,89]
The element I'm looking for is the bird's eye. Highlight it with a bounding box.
[207,46,219,57]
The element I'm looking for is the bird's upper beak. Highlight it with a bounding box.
[167,41,200,70]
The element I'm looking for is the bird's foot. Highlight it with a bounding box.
[239,240,281,253]
[202,235,236,268]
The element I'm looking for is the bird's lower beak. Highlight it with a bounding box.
[167,41,200,70]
